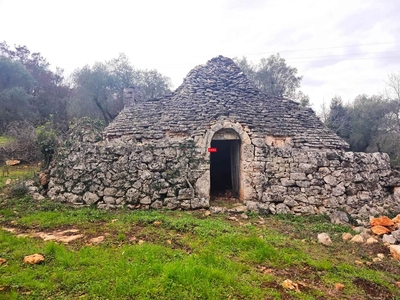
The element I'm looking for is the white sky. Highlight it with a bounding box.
[0,0,399,112]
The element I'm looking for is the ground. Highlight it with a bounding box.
[0,165,399,299]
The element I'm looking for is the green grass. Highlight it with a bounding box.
[0,168,399,300]
[0,198,399,299]
[0,164,39,189]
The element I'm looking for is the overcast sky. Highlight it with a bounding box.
[1,0,399,111]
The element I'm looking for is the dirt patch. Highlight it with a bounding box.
[353,278,393,300]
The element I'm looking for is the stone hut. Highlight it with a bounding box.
[48,56,400,221]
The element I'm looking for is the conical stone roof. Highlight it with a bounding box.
[104,56,348,149]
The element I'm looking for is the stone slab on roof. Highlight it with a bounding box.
[104,56,348,149]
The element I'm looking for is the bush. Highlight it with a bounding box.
[0,121,41,164]
[9,182,29,197]
[36,120,57,168]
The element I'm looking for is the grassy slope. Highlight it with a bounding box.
[0,168,399,299]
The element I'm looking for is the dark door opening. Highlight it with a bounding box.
[210,140,240,197]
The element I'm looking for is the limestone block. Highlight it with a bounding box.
[71,182,86,195]
[257,203,269,214]
[276,203,290,214]
[389,245,400,260]
[103,196,116,204]
[104,188,117,196]
[270,185,287,193]
[246,201,259,212]
[151,200,163,209]
[382,234,396,244]
[330,211,349,225]
[191,197,209,209]
[298,163,315,174]
[283,197,298,208]
[141,152,154,163]
[323,197,339,208]
[392,229,400,242]
[296,181,311,188]
[64,193,82,203]
[323,175,337,186]
[140,196,151,204]
[317,233,332,246]
[358,191,371,202]
[332,183,345,196]
[178,188,192,200]
[394,187,400,202]
[83,192,99,205]
[140,170,152,180]
[290,173,307,181]
[181,200,191,210]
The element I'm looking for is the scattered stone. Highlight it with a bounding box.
[371,225,391,235]
[89,236,105,244]
[203,211,211,217]
[228,216,238,221]
[334,283,345,291]
[392,214,400,224]
[240,213,249,220]
[355,260,363,265]
[5,179,11,185]
[360,229,371,240]
[23,254,45,265]
[350,235,364,243]
[0,258,6,265]
[372,257,382,263]
[282,279,300,292]
[31,229,83,244]
[382,234,396,245]
[366,237,379,244]
[166,240,172,245]
[210,207,227,214]
[232,205,247,213]
[370,216,394,227]
[352,226,364,233]
[317,233,332,246]
[153,221,162,227]
[32,193,45,201]
[392,229,400,242]
[138,240,144,245]
[377,253,385,259]
[342,232,353,241]
[6,160,20,166]
[389,245,400,260]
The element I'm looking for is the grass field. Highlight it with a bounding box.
[0,167,399,299]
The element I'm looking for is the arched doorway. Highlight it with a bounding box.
[210,128,241,197]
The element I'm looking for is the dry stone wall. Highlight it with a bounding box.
[246,146,400,223]
[48,124,209,211]
[47,121,400,223]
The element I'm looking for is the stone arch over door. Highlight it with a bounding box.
[194,120,255,201]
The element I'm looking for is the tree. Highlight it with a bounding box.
[325,91,400,166]
[70,53,172,123]
[349,95,392,152]
[234,54,305,99]
[325,96,351,141]
[0,41,71,131]
[0,56,37,131]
